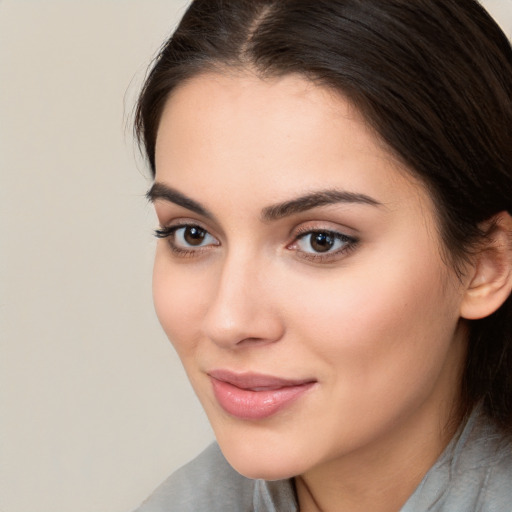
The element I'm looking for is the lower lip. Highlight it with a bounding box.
[210,378,315,420]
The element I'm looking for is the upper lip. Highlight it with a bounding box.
[208,369,316,391]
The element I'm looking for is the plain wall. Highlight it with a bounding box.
[1,1,511,511]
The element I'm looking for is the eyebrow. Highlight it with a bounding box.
[147,182,214,219]
[261,189,382,221]
[147,182,381,221]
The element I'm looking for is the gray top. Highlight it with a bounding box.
[133,409,512,511]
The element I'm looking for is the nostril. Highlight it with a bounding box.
[235,336,278,347]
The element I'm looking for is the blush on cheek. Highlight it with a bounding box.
[152,268,198,349]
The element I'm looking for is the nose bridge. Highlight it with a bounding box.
[202,246,282,348]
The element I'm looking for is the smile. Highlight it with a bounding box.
[208,370,317,420]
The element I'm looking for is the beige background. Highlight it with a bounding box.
[1,1,511,511]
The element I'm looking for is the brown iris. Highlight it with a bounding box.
[183,226,207,246]
[309,232,335,253]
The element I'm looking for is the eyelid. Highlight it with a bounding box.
[290,221,358,244]
[154,217,216,237]
[153,206,224,237]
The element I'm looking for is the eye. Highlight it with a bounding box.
[154,224,219,255]
[291,229,357,262]
[173,226,216,248]
[298,231,343,253]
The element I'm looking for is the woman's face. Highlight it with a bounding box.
[151,73,469,480]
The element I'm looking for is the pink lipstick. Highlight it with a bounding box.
[209,370,316,420]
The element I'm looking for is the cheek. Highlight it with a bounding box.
[152,248,207,355]
[283,249,461,397]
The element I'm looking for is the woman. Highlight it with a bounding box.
[133,1,512,510]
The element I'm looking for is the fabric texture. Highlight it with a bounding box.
[133,408,512,511]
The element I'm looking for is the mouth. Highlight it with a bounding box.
[208,369,317,420]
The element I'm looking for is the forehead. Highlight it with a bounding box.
[157,72,377,159]
[154,72,428,212]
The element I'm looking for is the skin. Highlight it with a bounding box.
[150,72,471,512]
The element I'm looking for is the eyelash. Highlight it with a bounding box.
[153,223,358,263]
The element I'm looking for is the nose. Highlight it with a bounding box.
[201,253,285,349]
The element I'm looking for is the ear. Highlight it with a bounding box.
[460,211,512,320]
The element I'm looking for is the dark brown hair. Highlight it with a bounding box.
[135,0,512,430]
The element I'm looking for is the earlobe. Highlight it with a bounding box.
[460,212,512,320]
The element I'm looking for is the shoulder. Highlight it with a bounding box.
[133,443,256,512]
[403,409,512,512]
[473,422,512,512]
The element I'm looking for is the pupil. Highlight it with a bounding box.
[184,226,206,246]
[311,232,334,252]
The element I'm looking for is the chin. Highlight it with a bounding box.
[225,452,300,481]
[214,428,311,481]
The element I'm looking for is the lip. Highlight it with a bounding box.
[208,369,316,420]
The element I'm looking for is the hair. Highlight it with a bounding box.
[135,0,512,430]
